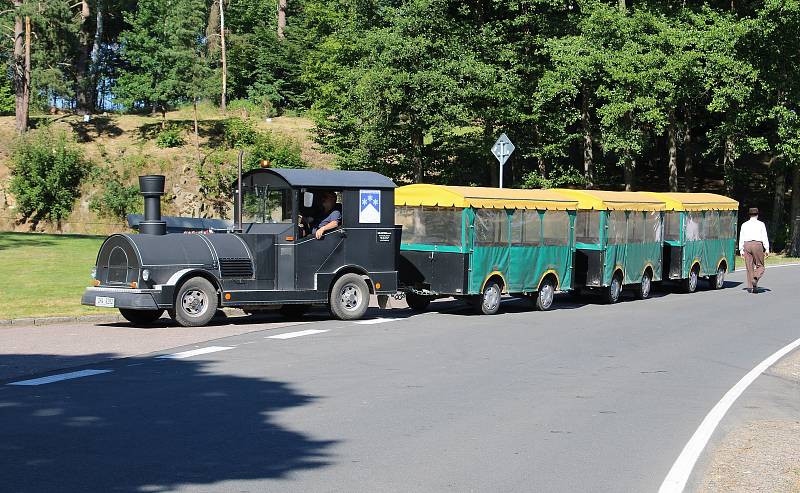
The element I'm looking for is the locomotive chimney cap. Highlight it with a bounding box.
[139,175,165,196]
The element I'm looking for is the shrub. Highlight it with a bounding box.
[156,126,185,148]
[89,175,142,220]
[10,129,90,223]
[221,117,259,149]
[228,99,269,120]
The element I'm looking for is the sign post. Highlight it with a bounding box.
[491,133,515,188]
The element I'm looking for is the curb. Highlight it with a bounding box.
[0,314,124,327]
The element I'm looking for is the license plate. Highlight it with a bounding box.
[95,296,115,308]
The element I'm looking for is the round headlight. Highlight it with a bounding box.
[91,266,97,279]
[142,269,150,282]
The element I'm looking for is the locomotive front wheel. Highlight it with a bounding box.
[174,277,218,327]
[329,273,369,320]
[119,308,164,326]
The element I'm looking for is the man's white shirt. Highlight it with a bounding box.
[739,217,770,254]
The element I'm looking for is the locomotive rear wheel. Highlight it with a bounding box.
[329,273,369,321]
[174,277,218,327]
[119,308,164,326]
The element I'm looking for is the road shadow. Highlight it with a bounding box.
[0,353,336,492]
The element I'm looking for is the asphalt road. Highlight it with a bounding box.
[1,266,798,493]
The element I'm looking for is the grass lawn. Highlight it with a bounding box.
[734,253,800,269]
[0,232,105,320]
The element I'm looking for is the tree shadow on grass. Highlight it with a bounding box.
[137,120,227,149]
[0,353,336,492]
[68,117,124,143]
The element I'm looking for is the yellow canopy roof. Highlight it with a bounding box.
[395,184,579,210]
[552,189,666,211]
[640,192,739,211]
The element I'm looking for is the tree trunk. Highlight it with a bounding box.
[219,0,227,113]
[723,137,735,195]
[277,0,287,39]
[770,164,786,245]
[23,15,30,126]
[90,0,104,110]
[683,117,694,192]
[618,0,626,11]
[194,98,201,164]
[667,115,678,192]
[75,0,94,115]
[485,122,498,187]
[412,128,423,183]
[161,106,166,129]
[13,1,27,134]
[581,86,594,188]
[538,156,547,180]
[788,167,800,257]
[623,156,635,191]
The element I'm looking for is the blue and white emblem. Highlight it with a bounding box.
[359,190,381,224]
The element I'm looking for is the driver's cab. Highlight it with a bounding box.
[232,168,398,296]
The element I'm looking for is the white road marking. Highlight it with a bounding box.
[8,369,112,386]
[658,336,800,493]
[354,318,403,325]
[267,329,329,339]
[156,346,234,359]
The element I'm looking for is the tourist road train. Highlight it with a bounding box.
[82,169,738,327]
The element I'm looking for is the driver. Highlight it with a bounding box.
[312,190,342,239]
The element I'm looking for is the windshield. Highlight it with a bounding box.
[242,186,293,224]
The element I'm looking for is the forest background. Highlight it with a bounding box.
[2,0,800,254]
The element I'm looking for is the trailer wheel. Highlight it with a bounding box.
[119,308,164,326]
[605,273,623,304]
[474,280,502,315]
[174,277,218,327]
[329,273,369,320]
[637,270,652,300]
[709,265,726,290]
[279,304,310,319]
[405,292,432,312]
[534,277,556,311]
[685,265,699,293]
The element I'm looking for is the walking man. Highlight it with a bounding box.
[738,207,770,293]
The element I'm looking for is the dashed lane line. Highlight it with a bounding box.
[7,369,113,386]
[267,329,330,339]
[156,346,235,359]
[658,336,800,493]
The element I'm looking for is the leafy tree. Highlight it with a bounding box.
[114,0,209,125]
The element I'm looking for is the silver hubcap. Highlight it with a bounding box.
[540,284,554,308]
[484,285,501,312]
[717,269,725,288]
[181,289,208,317]
[642,275,651,297]
[339,284,362,311]
[690,271,698,291]
[611,278,620,301]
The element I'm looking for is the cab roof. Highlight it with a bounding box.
[640,192,739,211]
[552,189,666,211]
[395,184,579,210]
[239,168,396,189]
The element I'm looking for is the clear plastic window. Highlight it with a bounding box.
[575,211,601,244]
[723,211,738,238]
[511,210,541,246]
[606,211,627,245]
[542,210,570,246]
[242,187,293,224]
[684,211,703,241]
[396,206,462,246]
[475,209,509,246]
[645,211,662,243]
[702,211,720,240]
[664,212,681,241]
[628,212,645,243]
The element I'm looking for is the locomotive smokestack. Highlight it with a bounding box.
[139,175,166,235]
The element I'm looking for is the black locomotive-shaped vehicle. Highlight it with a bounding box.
[82,169,400,326]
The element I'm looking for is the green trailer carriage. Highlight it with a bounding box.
[553,189,667,303]
[395,185,580,314]
[643,192,739,292]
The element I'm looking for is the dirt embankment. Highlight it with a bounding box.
[0,111,334,235]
